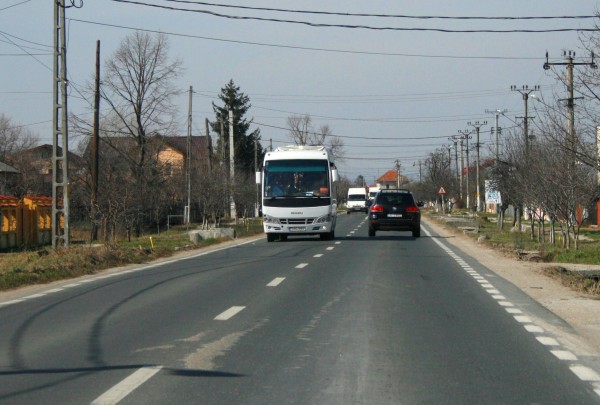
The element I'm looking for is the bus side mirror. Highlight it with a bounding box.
[331,169,339,183]
[256,171,261,184]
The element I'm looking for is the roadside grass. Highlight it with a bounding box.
[0,219,264,292]
[425,209,600,298]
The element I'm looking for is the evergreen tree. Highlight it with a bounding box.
[210,80,263,173]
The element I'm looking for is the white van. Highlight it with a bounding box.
[346,187,368,213]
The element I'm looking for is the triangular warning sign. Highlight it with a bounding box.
[438,186,447,195]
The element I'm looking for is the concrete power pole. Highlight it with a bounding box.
[458,130,472,209]
[91,40,100,242]
[544,51,597,168]
[468,121,487,212]
[485,109,507,165]
[52,0,70,249]
[229,110,236,219]
[449,136,460,194]
[511,85,539,158]
[186,86,192,226]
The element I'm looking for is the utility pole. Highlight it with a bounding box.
[186,86,192,226]
[254,137,259,217]
[485,109,507,164]
[395,160,401,188]
[544,51,597,167]
[468,121,487,212]
[511,85,539,157]
[205,118,212,171]
[52,0,70,249]
[449,136,460,192]
[458,130,472,209]
[229,110,236,219]
[91,40,100,242]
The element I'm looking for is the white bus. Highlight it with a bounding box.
[257,145,339,242]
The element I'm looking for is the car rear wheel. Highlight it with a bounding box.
[368,227,375,237]
[412,227,421,238]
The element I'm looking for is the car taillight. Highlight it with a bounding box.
[370,204,384,212]
[406,206,420,212]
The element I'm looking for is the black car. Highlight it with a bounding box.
[368,189,422,237]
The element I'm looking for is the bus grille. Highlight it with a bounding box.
[281,218,315,225]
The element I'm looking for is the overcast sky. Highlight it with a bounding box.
[2,0,600,184]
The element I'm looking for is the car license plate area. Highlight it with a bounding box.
[387,214,403,218]
[289,226,306,232]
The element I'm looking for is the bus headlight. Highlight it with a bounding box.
[264,215,281,224]
[314,214,331,224]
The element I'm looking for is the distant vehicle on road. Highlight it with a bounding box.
[346,187,368,213]
[368,189,422,238]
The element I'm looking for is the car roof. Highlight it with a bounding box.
[377,189,411,194]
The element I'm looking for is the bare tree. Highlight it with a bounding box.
[79,31,183,237]
[286,114,345,161]
[0,114,38,161]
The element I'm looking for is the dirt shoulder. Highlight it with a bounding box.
[422,215,600,358]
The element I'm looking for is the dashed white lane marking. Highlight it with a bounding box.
[335,241,341,245]
[295,263,309,269]
[506,308,522,314]
[214,306,246,321]
[524,325,544,333]
[313,254,324,258]
[551,350,578,361]
[267,277,285,287]
[91,366,163,405]
[514,315,532,323]
[326,247,334,251]
[569,365,600,382]
[536,336,560,346]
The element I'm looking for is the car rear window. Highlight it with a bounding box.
[377,194,413,205]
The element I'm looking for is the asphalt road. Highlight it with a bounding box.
[0,213,599,404]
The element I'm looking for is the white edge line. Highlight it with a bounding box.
[91,366,163,405]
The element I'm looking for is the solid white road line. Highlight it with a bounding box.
[267,277,285,287]
[91,366,163,405]
[214,306,246,321]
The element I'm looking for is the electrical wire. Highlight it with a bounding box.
[67,18,548,60]
[155,1,598,21]
[109,0,598,33]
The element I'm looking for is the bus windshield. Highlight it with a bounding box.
[264,160,329,198]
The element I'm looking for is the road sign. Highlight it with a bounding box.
[437,186,447,195]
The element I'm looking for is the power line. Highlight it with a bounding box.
[108,1,598,33]
[154,1,598,21]
[68,18,548,60]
